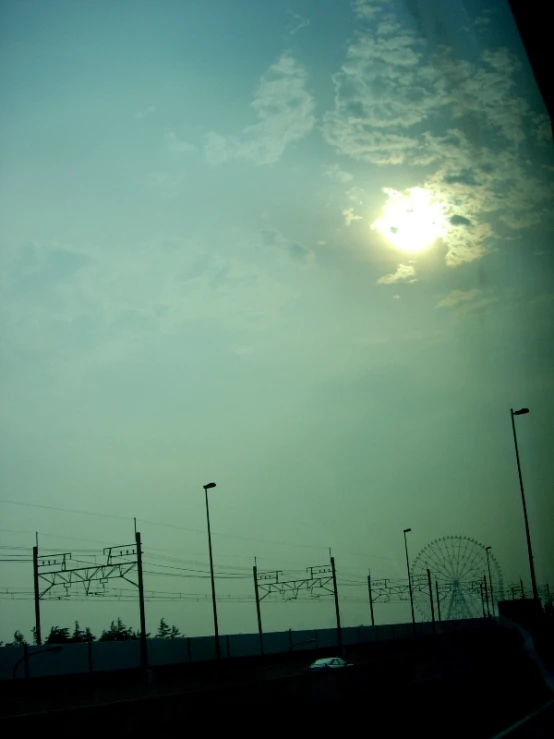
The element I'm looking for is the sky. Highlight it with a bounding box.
[1,0,553,643]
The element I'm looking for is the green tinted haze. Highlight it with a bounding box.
[1,0,553,641]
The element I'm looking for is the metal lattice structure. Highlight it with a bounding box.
[370,575,428,603]
[256,565,334,602]
[411,536,504,621]
[37,543,139,599]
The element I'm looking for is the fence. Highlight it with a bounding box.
[1,617,486,681]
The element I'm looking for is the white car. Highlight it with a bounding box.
[307,657,352,671]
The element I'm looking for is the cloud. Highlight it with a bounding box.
[321,7,553,268]
[165,130,195,154]
[260,229,315,264]
[436,289,481,308]
[325,164,353,183]
[204,52,315,166]
[288,11,310,35]
[233,345,255,355]
[433,46,529,146]
[377,264,416,285]
[2,239,296,382]
[146,172,186,199]
[323,22,446,165]
[342,208,362,226]
[135,105,156,119]
[353,0,391,20]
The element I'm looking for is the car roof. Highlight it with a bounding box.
[313,657,339,664]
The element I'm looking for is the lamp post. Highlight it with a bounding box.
[510,408,539,602]
[485,546,495,617]
[12,645,63,680]
[403,528,416,632]
[203,482,220,660]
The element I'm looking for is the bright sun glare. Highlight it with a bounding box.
[371,187,448,254]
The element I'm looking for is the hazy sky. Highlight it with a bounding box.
[1,0,553,643]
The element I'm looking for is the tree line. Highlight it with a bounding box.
[1,618,181,646]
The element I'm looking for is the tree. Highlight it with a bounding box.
[12,630,26,646]
[83,627,96,643]
[31,626,38,645]
[156,618,180,638]
[99,618,134,642]
[46,626,71,644]
[72,622,85,643]
[157,618,171,639]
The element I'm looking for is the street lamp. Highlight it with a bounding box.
[203,482,220,660]
[403,528,416,632]
[510,408,539,602]
[485,546,495,617]
[12,645,63,680]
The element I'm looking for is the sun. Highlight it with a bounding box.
[371,187,448,254]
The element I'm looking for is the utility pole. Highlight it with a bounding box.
[253,565,264,656]
[330,556,342,653]
[486,547,495,617]
[33,539,42,646]
[480,582,486,618]
[483,574,491,617]
[510,408,539,602]
[435,580,441,622]
[367,571,375,627]
[427,569,436,633]
[135,531,147,671]
[203,483,220,660]
[403,529,416,635]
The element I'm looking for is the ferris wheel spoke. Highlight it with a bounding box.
[432,538,454,581]
[452,537,465,580]
[444,537,462,581]
[458,539,486,582]
[456,537,469,580]
[417,544,450,581]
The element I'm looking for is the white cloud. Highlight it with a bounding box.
[322,9,553,268]
[288,11,310,35]
[259,229,315,264]
[325,164,353,183]
[323,23,446,165]
[377,264,416,285]
[165,130,195,155]
[135,105,156,119]
[342,208,362,226]
[433,46,529,146]
[353,0,391,21]
[204,52,315,166]
[436,289,481,308]
[2,239,296,382]
[233,345,255,355]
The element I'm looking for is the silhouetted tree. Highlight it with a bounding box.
[157,618,171,638]
[46,626,71,644]
[83,626,96,642]
[12,630,26,646]
[99,618,134,642]
[71,622,86,642]
[156,618,181,638]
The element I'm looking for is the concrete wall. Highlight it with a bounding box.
[0,618,485,681]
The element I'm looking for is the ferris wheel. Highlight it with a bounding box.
[411,536,504,621]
